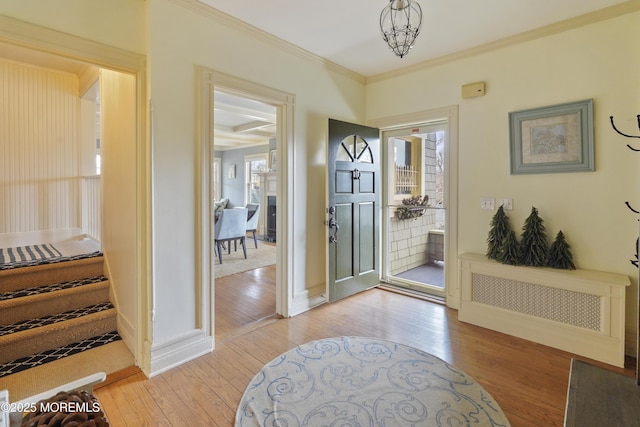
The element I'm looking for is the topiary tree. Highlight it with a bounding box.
[548,230,576,270]
[520,206,549,267]
[498,229,521,265]
[486,205,512,260]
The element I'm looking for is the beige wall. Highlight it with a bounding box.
[100,69,138,355]
[367,11,640,353]
[0,0,146,55]
[148,0,366,344]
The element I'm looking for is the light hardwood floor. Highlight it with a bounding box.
[94,264,635,426]
[214,255,278,343]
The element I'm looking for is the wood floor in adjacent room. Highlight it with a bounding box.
[94,264,635,427]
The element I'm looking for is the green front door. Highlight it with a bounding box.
[327,119,380,302]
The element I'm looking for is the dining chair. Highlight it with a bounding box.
[245,204,261,248]
[214,207,248,264]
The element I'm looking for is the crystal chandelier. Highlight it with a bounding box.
[380,0,423,58]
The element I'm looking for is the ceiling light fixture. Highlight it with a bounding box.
[380,0,422,58]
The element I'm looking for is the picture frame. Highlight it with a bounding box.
[509,99,594,174]
[228,164,236,179]
[269,149,277,172]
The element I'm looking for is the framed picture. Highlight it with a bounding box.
[269,149,277,172]
[509,99,594,174]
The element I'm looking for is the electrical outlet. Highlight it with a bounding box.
[497,198,513,210]
[480,197,495,210]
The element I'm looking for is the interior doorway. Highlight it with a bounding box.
[382,121,448,298]
[199,68,294,344]
[212,90,278,341]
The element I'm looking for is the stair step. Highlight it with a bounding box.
[0,308,117,365]
[0,255,104,293]
[0,302,113,337]
[0,276,109,326]
[0,331,121,379]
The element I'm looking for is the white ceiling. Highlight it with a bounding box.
[1,1,631,150]
[213,91,277,151]
[199,0,629,77]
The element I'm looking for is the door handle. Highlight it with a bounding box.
[328,218,339,243]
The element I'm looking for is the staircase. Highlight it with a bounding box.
[0,255,120,378]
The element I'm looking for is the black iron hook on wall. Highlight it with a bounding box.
[610,114,640,151]
[627,202,640,268]
[610,114,640,266]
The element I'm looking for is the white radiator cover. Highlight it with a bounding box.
[459,253,630,367]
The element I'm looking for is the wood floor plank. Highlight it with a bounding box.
[94,264,635,427]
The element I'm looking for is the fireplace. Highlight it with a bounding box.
[266,196,276,242]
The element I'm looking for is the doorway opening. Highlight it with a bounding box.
[212,89,278,341]
[382,121,448,298]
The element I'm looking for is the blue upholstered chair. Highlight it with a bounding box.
[245,204,260,248]
[214,207,248,264]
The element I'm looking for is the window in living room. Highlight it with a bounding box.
[244,154,268,205]
[213,157,221,200]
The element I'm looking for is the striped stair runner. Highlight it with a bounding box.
[0,255,120,378]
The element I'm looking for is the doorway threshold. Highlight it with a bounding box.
[378,284,445,305]
[215,313,282,344]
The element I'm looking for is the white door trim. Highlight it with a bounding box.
[197,68,295,341]
[368,105,460,308]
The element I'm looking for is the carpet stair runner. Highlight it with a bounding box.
[0,255,120,378]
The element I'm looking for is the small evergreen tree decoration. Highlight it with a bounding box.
[520,206,549,267]
[499,229,521,265]
[486,205,512,260]
[548,230,576,270]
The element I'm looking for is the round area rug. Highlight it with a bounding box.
[235,336,510,426]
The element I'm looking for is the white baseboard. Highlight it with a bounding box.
[289,284,326,317]
[116,312,136,358]
[148,329,213,377]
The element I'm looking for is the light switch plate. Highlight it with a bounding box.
[480,197,495,210]
[497,198,513,210]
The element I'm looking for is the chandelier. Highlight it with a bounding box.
[380,0,423,58]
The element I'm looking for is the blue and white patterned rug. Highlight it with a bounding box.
[0,242,101,270]
[236,336,510,426]
[0,244,61,265]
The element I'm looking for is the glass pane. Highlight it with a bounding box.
[355,136,367,160]
[383,121,449,299]
[249,159,267,204]
[337,141,354,161]
[358,146,373,163]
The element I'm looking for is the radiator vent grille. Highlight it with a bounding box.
[471,273,601,331]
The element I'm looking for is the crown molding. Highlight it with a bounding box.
[169,0,366,84]
[367,0,640,84]
[0,14,144,74]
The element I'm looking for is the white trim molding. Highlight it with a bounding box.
[147,329,213,377]
[197,66,296,331]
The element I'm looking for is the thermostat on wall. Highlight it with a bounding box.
[462,82,486,98]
